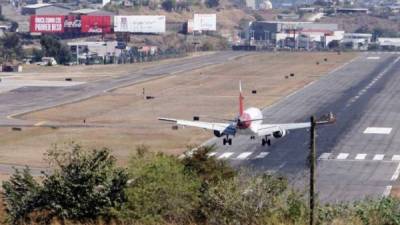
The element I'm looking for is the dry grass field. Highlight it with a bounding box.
[0,52,356,167]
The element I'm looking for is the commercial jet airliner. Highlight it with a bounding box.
[159,82,334,146]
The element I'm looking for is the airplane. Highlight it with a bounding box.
[158,82,335,146]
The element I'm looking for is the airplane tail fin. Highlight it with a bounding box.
[239,81,244,116]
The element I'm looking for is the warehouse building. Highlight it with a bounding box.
[247,21,339,49]
[21,3,70,15]
[341,33,372,50]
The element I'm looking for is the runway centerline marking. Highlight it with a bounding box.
[319,153,331,160]
[392,155,400,161]
[337,153,349,160]
[254,152,269,159]
[236,152,252,160]
[373,154,385,161]
[355,154,367,160]
[218,152,234,159]
[367,57,380,60]
[364,127,392,134]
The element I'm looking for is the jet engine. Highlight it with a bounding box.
[214,130,223,137]
[273,128,286,138]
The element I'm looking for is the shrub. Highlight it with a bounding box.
[120,146,201,224]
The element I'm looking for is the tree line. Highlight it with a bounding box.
[2,143,400,225]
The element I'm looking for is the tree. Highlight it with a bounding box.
[205,0,219,8]
[328,40,340,49]
[40,35,72,64]
[121,146,201,224]
[162,0,176,11]
[1,32,23,61]
[2,167,42,224]
[40,144,128,220]
[3,144,128,223]
[253,13,264,21]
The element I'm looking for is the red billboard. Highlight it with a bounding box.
[30,15,65,33]
[81,16,111,33]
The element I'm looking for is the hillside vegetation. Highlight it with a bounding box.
[2,143,400,225]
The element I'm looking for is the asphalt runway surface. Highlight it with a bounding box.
[207,52,400,203]
[0,51,247,127]
[0,51,247,175]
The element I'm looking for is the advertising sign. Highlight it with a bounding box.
[114,15,166,33]
[81,16,112,33]
[64,16,81,29]
[193,14,216,31]
[30,15,65,33]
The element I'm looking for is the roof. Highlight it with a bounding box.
[23,3,52,9]
[71,8,98,14]
[70,8,115,16]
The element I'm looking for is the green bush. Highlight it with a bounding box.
[3,144,128,224]
[120,146,201,224]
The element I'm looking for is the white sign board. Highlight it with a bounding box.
[102,0,111,6]
[193,14,216,31]
[114,15,166,33]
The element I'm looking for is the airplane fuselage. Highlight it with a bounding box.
[236,107,263,135]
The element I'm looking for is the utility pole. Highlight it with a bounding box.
[309,116,316,225]
[308,112,336,225]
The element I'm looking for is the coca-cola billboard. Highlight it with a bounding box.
[64,16,81,29]
[81,16,111,33]
[30,15,65,33]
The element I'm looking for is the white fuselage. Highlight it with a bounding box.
[236,107,263,135]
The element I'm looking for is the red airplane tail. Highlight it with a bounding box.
[239,81,244,116]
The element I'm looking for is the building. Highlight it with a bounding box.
[246,0,272,10]
[248,21,339,48]
[336,8,369,14]
[70,8,115,16]
[341,33,372,50]
[377,38,400,50]
[21,3,70,15]
[67,41,121,64]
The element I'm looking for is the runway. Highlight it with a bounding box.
[0,51,247,126]
[207,52,400,202]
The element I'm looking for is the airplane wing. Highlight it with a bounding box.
[256,122,311,136]
[158,117,235,134]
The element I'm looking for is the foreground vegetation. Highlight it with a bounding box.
[2,143,400,225]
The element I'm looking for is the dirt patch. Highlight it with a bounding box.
[7,52,357,167]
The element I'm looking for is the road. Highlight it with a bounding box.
[207,52,400,203]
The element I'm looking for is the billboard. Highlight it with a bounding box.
[193,14,216,31]
[81,16,112,33]
[114,15,166,33]
[30,15,65,33]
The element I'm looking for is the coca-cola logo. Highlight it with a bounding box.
[88,27,103,33]
[64,19,81,28]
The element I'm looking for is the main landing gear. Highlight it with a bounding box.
[261,136,271,146]
[223,136,232,145]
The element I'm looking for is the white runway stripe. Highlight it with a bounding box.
[373,154,385,161]
[254,152,269,159]
[355,154,367,160]
[319,153,331,160]
[236,152,252,160]
[218,152,234,159]
[392,155,400,161]
[337,153,349,160]
[208,152,217,157]
[364,127,392,134]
